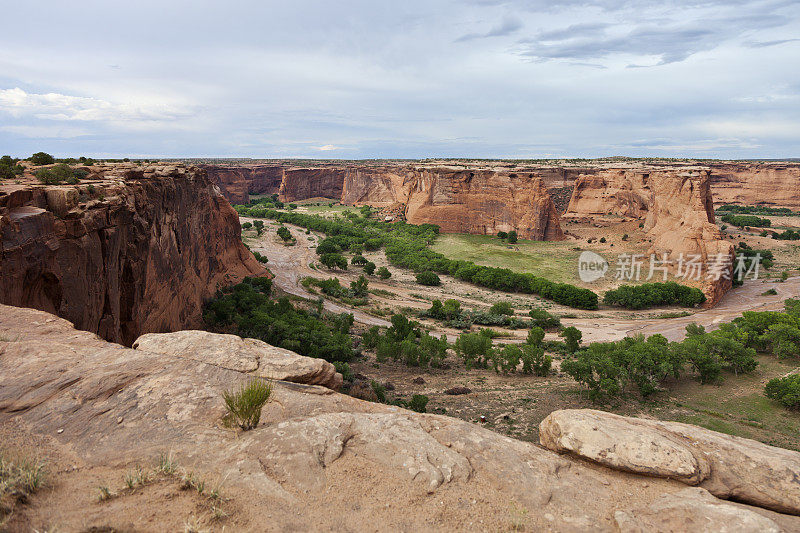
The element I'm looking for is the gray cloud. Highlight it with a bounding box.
[456,15,524,41]
[0,0,798,158]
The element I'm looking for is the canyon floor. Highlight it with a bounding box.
[244,204,800,453]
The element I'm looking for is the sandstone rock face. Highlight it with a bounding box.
[709,162,800,209]
[0,165,265,345]
[564,168,733,305]
[615,488,783,533]
[205,163,565,240]
[540,409,800,515]
[200,164,285,205]
[279,168,347,202]
[645,170,735,306]
[133,330,342,390]
[1,306,798,531]
[404,169,564,240]
[564,170,650,218]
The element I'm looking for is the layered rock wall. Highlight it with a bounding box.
[708,162,800,209]
[0,164,265,345]
[404,169,564,240]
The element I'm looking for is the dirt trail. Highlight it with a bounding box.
[244,218,800,343]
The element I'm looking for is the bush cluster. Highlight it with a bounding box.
[765,374,800,409]
[720,214,771,228]
[35,163,88,185]
[562,299,800,402]
[603,282,706,310]
[203,277,354,362]
[0,155,24,180]
[716,204,797,217]
[362,315,449,368]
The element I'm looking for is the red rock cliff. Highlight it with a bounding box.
[708,162,800,209]
[0,163,265,345]
[200,164,285,205]
[403,169,564,240]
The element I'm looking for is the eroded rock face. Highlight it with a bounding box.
[133,330,342,390]
[709,162,800,209]
[645,170,735,306]
[564,168,733,305]
[404,169,564,241]
[0,165,266,345]
[279,168,348,202]
[199,164,285,205]
[2,305,798,531]
[206,163,565,240]
[540,409,800,515]
[564,170,651,219]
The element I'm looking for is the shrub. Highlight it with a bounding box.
[454,332,492,369]
[489,301,514,316]
[320,253,348,270]
[507,230,518,243]
[351,254,368,265]
[521,344,551,376]
[222,378,273,430]
[528,308,561,329]
[604,282,706,310]
[560,326,582,353]
[350,275,369,298]
[29,152,55,166]
[526,326,545,346]
[497,231,508,239]
[407,394,429,413]
[277,226,292,242]
[253,220,264,235]
[242,221,252,230]
[35,163,80,185]
[416,271,441,286]
[720,214,771,228]
[363,261,376,275]
[764,374,800,409]
[377,266,391,279]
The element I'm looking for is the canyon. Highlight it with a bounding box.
[204,159,795,305]
[0,163,265,345]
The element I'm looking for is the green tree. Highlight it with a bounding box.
[454,332,492,370]
[277,226,292,242]
[363,261,376,275]
[253,220,265,235]
[561,326,582,353]
[416,271,440,286]
[507,230,518,243]
[526,326,545,346]
[377,266,391,279]
[320,253,348,270]
[489,301,514,316]
[29,152,55,166]
[764,374,800,409]
[350,275,369,298]
[497,231,508,239]
[242,221,252,230]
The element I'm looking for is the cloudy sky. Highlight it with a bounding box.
[1,0,799,159]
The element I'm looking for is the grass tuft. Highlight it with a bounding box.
[222,378,273,430]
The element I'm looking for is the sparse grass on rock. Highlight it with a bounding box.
[222,378,273,430]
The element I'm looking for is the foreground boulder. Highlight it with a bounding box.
[133,330,342,390]
[1,305,799,531]
[540,409,800,515]
[615,487,783,533]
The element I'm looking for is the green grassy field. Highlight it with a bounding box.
[431,233,583,284]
